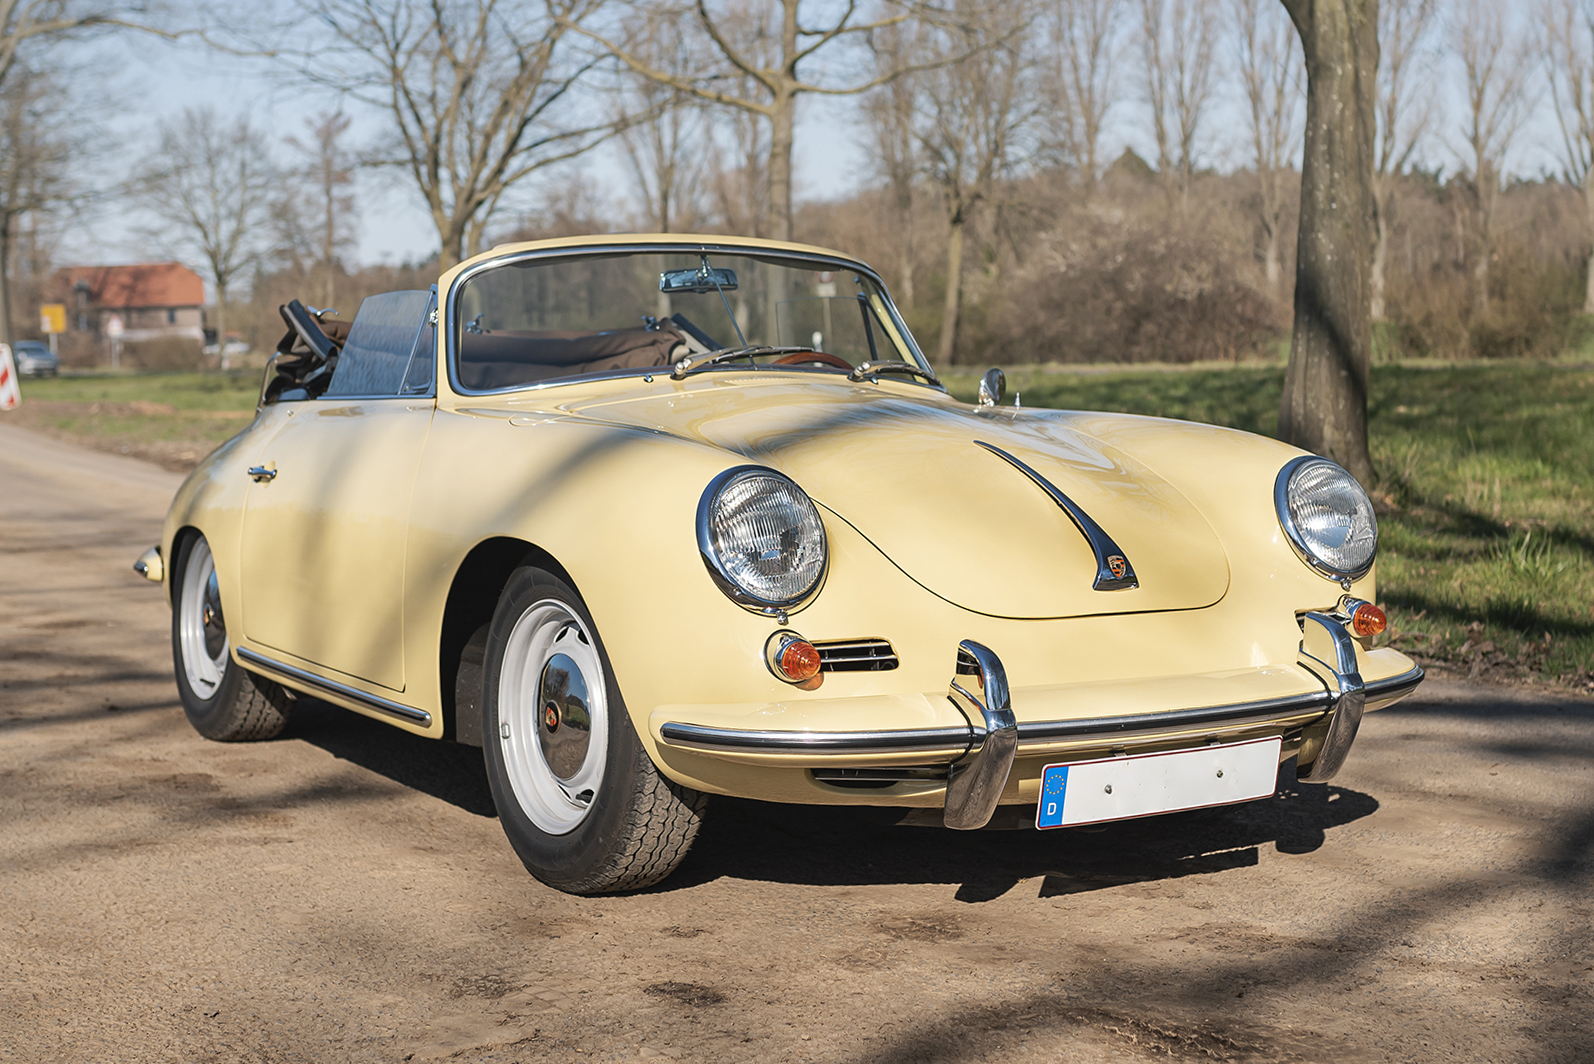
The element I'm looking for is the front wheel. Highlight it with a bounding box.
[171,533,292,740]
[481,567,707,894]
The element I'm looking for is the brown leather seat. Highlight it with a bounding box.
[459,324,686,391]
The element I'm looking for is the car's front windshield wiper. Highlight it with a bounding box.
[846,360,942,387]
[670,346,814,380]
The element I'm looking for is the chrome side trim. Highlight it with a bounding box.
[943,640,1018,830]
[236,647,433,726]
[1365,665,1424,708]
[973,440,1138,591]
[657,721,972,757]
[1296,612,1365,782]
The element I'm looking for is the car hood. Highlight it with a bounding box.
[561,377,1230,619]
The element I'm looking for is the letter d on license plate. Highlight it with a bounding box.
[1036,736,1281,829]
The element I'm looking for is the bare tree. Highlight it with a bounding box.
[1276,0,1378,487]
[0,61,73,342]
[573,0,957,243]
[289,0,610,269]
[1544,0,1594,314]
[1232,0,1301,292]
[918,4,1037,364]
[1453,0,1533,317]
[863,18,928,307]
[137,108,275,369]
[1044,0,1122,184]
[1371,0,1436,320]
[0,1,174,91]
[616,10,709,235]
[283,111,357,311]
[1138,0,1218,212]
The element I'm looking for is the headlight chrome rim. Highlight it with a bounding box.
[697,466,829,612]
[1274,455,1378,581]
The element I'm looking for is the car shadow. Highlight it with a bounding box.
[278,698,1378,899]
[281,697,498,818]
[664,765,1377,901]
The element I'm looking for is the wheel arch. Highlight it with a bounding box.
[438,536,578,746]
[166,525,204,606]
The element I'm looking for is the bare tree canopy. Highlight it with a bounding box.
[1453,0,1534,317]
[1138,0,1218,211]
[286,0,610,268]
[136,107,275,368]
[281,111,358,311]
[1276,0,1378,488]
[1543,0,1594,314]
[1043,0,1122,184]
[1371,0,1435,320]
[0,1,175,88]
[1232,0,1301,291]
[916,1,1038,364]
[0,60,74,341]
[573,0,964,243]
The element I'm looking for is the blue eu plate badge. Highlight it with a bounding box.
[1036,764,1069,829]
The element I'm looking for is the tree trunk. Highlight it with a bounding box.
[1264,223,1282,292]
[0,212,12,345]
[214,281,228,372]
[936,215,965,365]
[1370,188,1388,321]
[769,88,795,244]
[1277,0,1376,489]
[1585,178,1594,314]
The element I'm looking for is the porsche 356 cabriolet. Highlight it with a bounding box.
[137,234,1422,894]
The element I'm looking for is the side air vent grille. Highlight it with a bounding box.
[813,638,899,672]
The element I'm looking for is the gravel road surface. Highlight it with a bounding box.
[1,422,1589,1064]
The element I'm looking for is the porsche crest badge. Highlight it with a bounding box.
[1107,555,1128,580]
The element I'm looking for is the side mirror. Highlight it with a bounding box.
[978,367,1006,407]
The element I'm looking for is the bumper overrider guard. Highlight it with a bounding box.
[656,619,1423,829]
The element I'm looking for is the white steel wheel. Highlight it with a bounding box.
[481,566,708,894]
[170,533,292,742]
[497,600,610,835]
[178,538,229,699]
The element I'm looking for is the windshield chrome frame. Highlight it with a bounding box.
[443,241,937,398]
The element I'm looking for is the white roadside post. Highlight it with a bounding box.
[0,344,20,410]
[105,313,124,369]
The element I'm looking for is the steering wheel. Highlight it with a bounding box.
[773,351,853,370]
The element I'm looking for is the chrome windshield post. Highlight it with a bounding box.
[1297,612,1366,782]
[944,640,1018,829]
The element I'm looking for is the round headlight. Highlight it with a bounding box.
[1275,456,1378,579]
[697,467,828,609]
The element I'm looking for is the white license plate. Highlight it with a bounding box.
[1035,736,1282,829]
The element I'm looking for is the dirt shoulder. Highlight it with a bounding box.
[1,424,1589,1064]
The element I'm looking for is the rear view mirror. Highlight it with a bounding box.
[660,265,738,294]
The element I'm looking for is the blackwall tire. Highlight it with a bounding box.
[171,533,292,741]
[482,566,707,895]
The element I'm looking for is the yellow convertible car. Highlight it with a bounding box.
[138,235,1422,894]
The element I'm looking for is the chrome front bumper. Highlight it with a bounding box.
[658,619,1423,830]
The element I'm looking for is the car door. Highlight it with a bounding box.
[240,290,437,692]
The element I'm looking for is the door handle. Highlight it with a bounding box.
[248,465,277,482]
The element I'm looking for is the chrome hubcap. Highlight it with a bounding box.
[179,539,229,699]
[499,602,608,834]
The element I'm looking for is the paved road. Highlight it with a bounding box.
[1,422,1590,1064]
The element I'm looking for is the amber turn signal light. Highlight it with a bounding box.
[765,630,823,684]
[779,640,822,681]
[1351,602,1387,637]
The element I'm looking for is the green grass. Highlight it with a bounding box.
[945,362,1594,688]
[18,370,261,411]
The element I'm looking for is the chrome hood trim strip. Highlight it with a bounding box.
[237,647,433,726]
[973,440,1138,591]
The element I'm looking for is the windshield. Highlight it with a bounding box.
[450,250,924,392]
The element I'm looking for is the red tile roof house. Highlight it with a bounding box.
[53,263,206,367]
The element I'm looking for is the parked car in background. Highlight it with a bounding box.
[11,340,58,377]
[138,234,1422,896]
